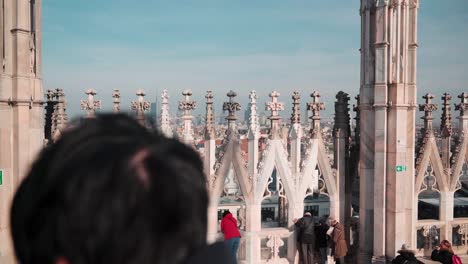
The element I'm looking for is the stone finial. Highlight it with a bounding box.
[455,92,468,117]
[80,88,102,118]
[178,89,197,113]
[44,89,58,140]
[354,95,361,144]
[333,91,351,138]
[307,91,325,137]
[160,89,173,137]
[223,90,241,130]
[131,89,151,125]
[178,90,196,143]
[204,90,216,139]
[290,91,301,124]
[112,89,121,113]
[455,92,468,134]
[265,91,284,139]
[46,89,55,101]
[53,88,68,141]
[248,90,260,137]
[440,93,452,137]
[419,93,438,133]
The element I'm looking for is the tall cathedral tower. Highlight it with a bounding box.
[359,0,419,262]
[0,0,44,262]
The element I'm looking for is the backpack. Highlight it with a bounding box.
[452,254,462,264]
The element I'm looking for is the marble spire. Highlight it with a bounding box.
[112,89,121,113]
[160,89,173,137]
[131,89,151,126]
[80,88,101,118]
[265,91,284,139]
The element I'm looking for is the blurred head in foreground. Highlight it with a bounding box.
[11,114,208,264]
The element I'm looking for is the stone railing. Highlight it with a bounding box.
[452,219,468,255]
[415,220,442,256]
[236,228,292,264]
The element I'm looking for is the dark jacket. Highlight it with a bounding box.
[431,249,453,264]
[315,223,330,249]
[295,215,315,244]
[186,242,235,264]
[220,213,241,240]
[392,251,424,264]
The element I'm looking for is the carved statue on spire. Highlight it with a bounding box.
[204,90,216,139]
[223,90,241,131]
[248,90,260,136]
[112,89,121,113]
[178,90,196,144]
[290,91,301,125]
[419,93,437,134]
[53,89,68,141]
[80,89,101,118]
[455,92,468,117]
[265,91,284,139]
[131,89,151,126]
[160,89,173,137]
[308,91,325,138]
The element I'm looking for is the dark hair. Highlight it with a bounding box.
[222,210,231,218]
[11,114,208,264]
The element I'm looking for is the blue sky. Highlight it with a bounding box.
[42,1,468,121]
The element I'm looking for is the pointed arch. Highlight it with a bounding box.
[450,137,468,190]
[415,138,448,193]
[210,136,251,206]
[255,140,296,206]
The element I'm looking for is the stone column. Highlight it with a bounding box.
[245,91,261,263]
[333,92,351,244]
[131,89,151,126]
[160,89,173,137]
[112,89,120,113]
[248,90,260,177]
[0,0,44,262]
[80,88,101,118]
[223,90,241,133]
[204,91,218,243]
[358,1,377,261]
[289,92,302,175]
[178,90,196,144]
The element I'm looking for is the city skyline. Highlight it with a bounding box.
[43,1,467,120]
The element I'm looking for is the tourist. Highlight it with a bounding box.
[10,114,234,264]
[220,210,242,263]
[315,218,331,264]
[294,211,315,264]
[329,217,348,264]
[431,240,458,264]
[391,244,423,264]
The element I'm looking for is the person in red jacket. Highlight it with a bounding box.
[221,210,241,263]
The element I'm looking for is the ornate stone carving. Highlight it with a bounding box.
[440,93,452,137]
[204,90,216,140]
[290,91,301,125]
[52,89,68,141]
[248,90,260,137]
[266,235,288,264]
[112,89,120,113]
[80,89,101,118]
[455,92,468,117]
[160,89,173,137]
[131,89,151,125]
[419,93,438,134]
[265,91,284,139]
[223,90,241,130]
[308,91,325,138]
